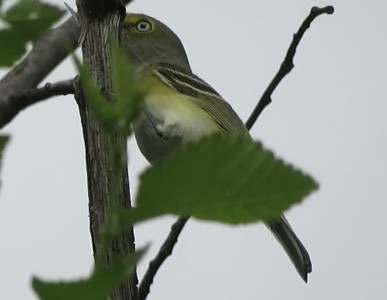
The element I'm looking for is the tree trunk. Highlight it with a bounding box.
[75,1,138,299]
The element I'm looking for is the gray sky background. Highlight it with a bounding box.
[1,0,386,299]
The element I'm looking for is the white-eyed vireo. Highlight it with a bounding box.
[120,13,312,282]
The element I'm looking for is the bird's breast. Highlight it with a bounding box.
[133,91,219,163]
[144,92,219,139]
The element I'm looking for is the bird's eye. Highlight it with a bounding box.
[135,20,152,32]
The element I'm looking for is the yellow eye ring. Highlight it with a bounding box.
[135,20,152,32]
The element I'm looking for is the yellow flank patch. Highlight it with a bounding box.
[144,82,220,141]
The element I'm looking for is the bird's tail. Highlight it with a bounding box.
[266,215,312,282]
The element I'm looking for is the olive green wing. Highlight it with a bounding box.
[152,63,250,137]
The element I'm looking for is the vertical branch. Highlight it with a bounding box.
[75,1,137,300]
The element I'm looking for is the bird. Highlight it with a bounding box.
[119,13,312,282]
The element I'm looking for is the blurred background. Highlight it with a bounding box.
[1,0,386,299]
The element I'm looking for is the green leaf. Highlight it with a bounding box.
[130,135,318,225]
[0,135,9,156]
[0,29,26,66]
[111,41,143,134]
[2,0,65,42]
[73,42,145,134]
[73,55,120,132]
[32,249,146,300]
[0,134,9,158]
[0,135,10,189]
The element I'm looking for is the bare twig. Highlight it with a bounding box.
[138,6,334,300]
[44,79,75,95]
[5,79,75,114]
[138,217,189,300]
[245,5,334,130]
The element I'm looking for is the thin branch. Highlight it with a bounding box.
[245,5,334,130]
[6,79,75,114]
[138,217,189,300]
[137,6,335,300]
[44,79,75,95]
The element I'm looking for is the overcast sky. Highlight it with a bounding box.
[1,0,387,299]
